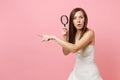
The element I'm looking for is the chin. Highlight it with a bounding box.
[76,27,83,30]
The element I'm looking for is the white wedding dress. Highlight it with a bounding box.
[68,44,103,80]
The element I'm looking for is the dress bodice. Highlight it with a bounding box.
[76,44,95,64]
[68,44,103,80]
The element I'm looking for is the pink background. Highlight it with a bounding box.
[0,0,120,80]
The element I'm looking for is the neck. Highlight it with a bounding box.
[75,30,82,41]
[76,29,82,35]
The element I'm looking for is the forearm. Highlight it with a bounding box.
[52,36,76,53]
[39,34,76,53]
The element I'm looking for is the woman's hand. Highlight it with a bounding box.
[61,27,68,36]
[61,27,68,41]
[37,34,55,41]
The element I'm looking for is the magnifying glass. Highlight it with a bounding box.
[60,15,68,27]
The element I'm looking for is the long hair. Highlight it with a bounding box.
[68,8,88,44]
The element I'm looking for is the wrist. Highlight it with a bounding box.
[51,35,56,40]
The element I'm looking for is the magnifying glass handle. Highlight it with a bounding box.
[64,24,66,27]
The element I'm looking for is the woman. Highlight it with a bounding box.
[38,8,103,80]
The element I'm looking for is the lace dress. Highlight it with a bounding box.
[68,44,103,80]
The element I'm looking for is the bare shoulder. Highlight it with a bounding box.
[84,28,95,45]
[84,28,95,37]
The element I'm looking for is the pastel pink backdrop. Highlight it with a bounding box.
[0,0,120,80]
